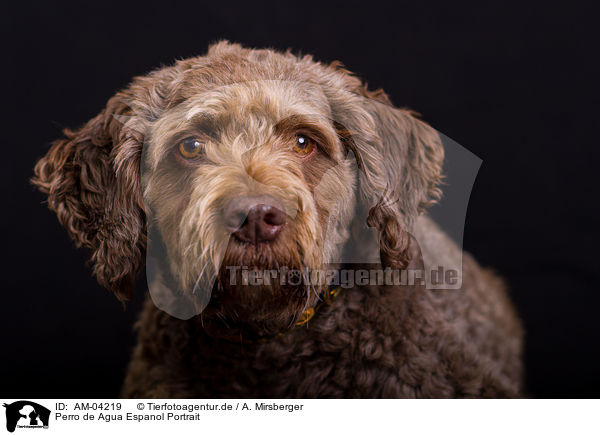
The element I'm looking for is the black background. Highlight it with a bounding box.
[1,0,598,398]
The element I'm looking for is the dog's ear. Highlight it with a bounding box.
[32,92,147,301]
[364,103,444,270]
[325,70,444,268]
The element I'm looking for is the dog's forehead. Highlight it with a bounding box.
[183,79,331,119]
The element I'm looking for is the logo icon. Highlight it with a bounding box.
[3,401,50,433]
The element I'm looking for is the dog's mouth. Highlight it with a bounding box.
[197,231,323,338]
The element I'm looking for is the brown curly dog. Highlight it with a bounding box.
[32,41,523,398]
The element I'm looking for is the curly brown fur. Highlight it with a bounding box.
[122,253,521,398]
[32,41,523,398]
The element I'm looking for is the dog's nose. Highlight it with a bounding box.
[224,197,286,243]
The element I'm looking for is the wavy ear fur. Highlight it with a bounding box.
[32,94,147,301]
[325,66,444,269]
[32,59,180,300]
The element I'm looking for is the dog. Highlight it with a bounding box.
[32,41,523,398]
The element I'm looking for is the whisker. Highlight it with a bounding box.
[192,261,210,294]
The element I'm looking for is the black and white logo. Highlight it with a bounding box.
[3,401,50,432]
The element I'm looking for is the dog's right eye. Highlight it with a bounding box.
[177,137,203,159]
[293,134,316,157]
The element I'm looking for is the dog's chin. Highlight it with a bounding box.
[199,240,322,340]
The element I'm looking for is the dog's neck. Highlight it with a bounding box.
[217,284,343,344]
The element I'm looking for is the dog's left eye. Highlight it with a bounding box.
[178,137,203,159]
[293,135,316,156]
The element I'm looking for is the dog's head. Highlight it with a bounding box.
[32,41,443,337]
